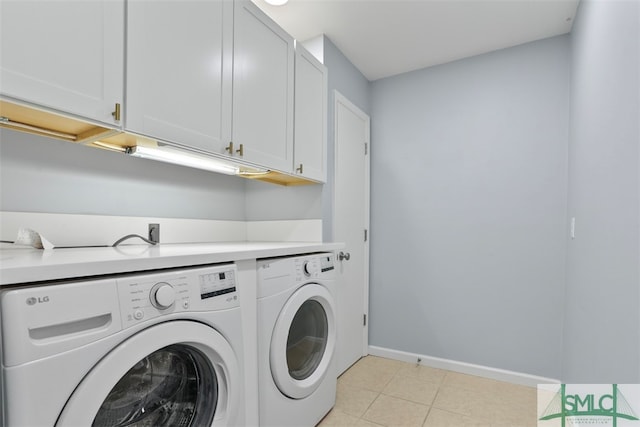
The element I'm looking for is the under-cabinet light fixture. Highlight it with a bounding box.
[264,0,288,5]
[128,145,240,175]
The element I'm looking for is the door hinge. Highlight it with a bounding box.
[364,142,368,155]
[363,313,367,326]
[364,229,368,242]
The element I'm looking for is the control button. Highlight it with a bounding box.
[150,282,176,309]
[182,300,190,309]
[134,309,144,320]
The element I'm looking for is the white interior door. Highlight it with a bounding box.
[333,91,370,376]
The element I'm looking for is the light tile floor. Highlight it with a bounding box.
[318,356,538,427]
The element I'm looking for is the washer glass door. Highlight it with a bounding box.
[56,321,240,427]
[93,344,216,427]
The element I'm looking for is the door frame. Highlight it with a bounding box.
[332,90,370,356]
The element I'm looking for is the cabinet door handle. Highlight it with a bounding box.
[338,251,350,261]
[111,103,121,122]
[235,143,244,157]
[225,142,234,155]
[296,163,303,174]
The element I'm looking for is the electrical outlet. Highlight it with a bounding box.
[570,217,576,239]
[148,223,160,243]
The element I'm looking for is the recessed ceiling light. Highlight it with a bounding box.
[265,0,288,5]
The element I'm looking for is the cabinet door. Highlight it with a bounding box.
[126,0,232,154]
[294,46,327,182]
[233,0,294,172]
[0,1,124,127]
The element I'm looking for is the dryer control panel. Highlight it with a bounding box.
[257,253,336,300]
[296,254,335,281]
[117,264,238,327]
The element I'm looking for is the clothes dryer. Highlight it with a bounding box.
[0,264,244,427]
[257,252,337,426]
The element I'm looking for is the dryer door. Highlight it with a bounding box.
[270,283,336,399]
[56,321,240,427]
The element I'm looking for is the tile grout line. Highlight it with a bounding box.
[358,389,382,424]
[386,362,436,427]
[358,364,402,425]
[331,356,538,426]
[421,371,449,426]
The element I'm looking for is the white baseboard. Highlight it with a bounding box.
[0,212,322,247]
[368,345,560,388]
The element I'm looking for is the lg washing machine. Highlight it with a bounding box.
[0,263,245,426]
[257,252,337,426]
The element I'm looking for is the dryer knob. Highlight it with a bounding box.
[151,282,176,309]
[303,261,319,276]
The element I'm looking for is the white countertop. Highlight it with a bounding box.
[0,242,344,286]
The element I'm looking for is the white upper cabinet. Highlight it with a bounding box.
[0,0,124,127]
[126,0,233,154]
[294,45,328,182]
[232,0,294,172]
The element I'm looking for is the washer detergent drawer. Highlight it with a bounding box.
[1,279,122,366]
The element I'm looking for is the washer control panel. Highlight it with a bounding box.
[116,264,238,327]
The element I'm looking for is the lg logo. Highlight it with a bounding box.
[26,296,50,305]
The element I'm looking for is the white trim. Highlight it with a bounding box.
[0,212,322,247]
[0,212,246,246]
[368,345,561,388]
[331,90,370,243]
[245,219,322,242]
[362,104,371,356]
[333,90,371,363]
[234,259,259,426]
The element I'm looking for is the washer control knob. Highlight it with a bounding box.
[303,261,319,277]
[150,282,176,309]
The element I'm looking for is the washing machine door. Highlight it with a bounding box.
[270,283,336,399]
[56,321,240,427]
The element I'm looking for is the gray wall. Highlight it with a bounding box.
[322,36,371,241]
[244,179,322,221]
[0,128,246,220]
[562,0,640,383]
[369,36,570,379]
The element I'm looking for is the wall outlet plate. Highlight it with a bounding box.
[148,223,160,243]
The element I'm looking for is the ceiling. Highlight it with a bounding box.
[252,0,580,81]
